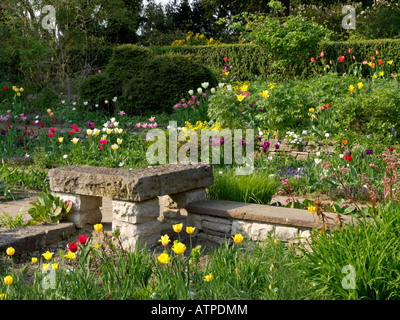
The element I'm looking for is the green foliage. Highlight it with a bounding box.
[299,202,400,299]
[207,168,279,204]
[27,191,72,224]
[0,208,27,229]
[121,52,216,115]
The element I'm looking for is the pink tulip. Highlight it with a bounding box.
[153,123,158,128]
[142,123,148,128]
[136,123,141,128]
[149,117,155,122]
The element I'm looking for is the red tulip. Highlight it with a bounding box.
[223,57,228,62]
[47,132,53,138]
[39,121,44,128]
[348,48,352,54]
[78,234,87,245]
[50,127,56,133]
[339,56,345,62]
[390,147,394,152]
[69,242,78,253]
[311,57,315,63]
[320,51,324,58]
[4,87,8,91]
[378,59,382,65]
[376,50,379,55]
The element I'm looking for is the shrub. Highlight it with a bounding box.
[121,52,217,115]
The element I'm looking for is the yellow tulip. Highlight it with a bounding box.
[17,92,21,96]
[6,247,15,256]
[186,226,196,234]
[373,74,378,79]
[117,138,123,145]
[31,257,38,264]
[52,263,58,270]
[159,234,170,247]
[236,94,245,102]
[172,223,183,233]
[93,128,100,136]
[240,84,249,92]
[349,85,355,93]
[94,223,103,232]
[157,252,171,264]
[106,128,113,135]
[357,82,363,89]
[86,129,93,136]
[260,90,269,98]
[308,206,316,214]
[58,137,64,143]
[42,251,54,261]
[111,144,118,151]
[204,273,213,282]
[42,263,49,271]
[3,276,13,285]
[172,241,186,255]
[64,251,76,260]
[71,138,79,144]
[232,234,244,244]
[309,108,315,113]
[388,60,393,65]
[19,87,24,92]
[379,71,384,77]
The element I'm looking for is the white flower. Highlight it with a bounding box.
[61,100,65,104]
[95,104,99,108]
[218,83,225,89]
[63,155,68,159]
[325,133,330,138]
[268,156,273,160]
[72,107,76,111]
[210,88,216,94]
[118,162,124,167]
[105,100,109,104]
[197,88,203,94]
[188,89,194,95]
[201,82,209,89]
[83,101,88,105]
[315,158,322,164]
[316,151,321,156]
[112,96,117,102]
[227,85,232,91]
[35,115,39,119]
[259,131,263,136]
[339,154,344,158]
[72,102,76,106]
[25,153,30,158]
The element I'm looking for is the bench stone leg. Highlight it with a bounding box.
[159,188,206,232]
[111,198,161,250]
[54,192,102,228]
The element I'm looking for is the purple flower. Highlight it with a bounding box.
[360,154,364,158]
[257,136,263,141]
[0,129,6,135]
[275,143,280,149]
[87,121,95,129]
[259,108,264,112]
[220,137,225,145]
[365,149,373,155]
[249,103,253,107]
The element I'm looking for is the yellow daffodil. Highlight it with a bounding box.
[157,252,171,264]
[204,273,213,282]
[42,251,54,261]
[172,241,186,255]
[3,276,13,285]
[232,234,244,244]
[6,247,15,256]
[186,226,196,234]
[172,223,183,233]
[94,223,103,232]
[159,234,170,247]
[308,206,316,214]
[349,85,355,93]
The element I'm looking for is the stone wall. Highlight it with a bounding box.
[186,200,355,244]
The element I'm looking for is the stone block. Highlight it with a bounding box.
[275,226,299,241]
[63,208,102,228]
[231,220,252,237]
[112,219,162,250]
[202,219,231,234]
[53,192,102,212]
[250,222,274,242]
[112,198,160,224]
[167,188,206,209]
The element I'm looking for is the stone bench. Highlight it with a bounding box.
[48,163,214,249]
[186,200,357,244]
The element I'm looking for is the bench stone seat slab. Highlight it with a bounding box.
[48,163,214,202]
